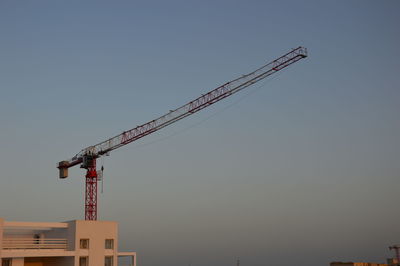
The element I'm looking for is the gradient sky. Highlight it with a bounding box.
[1,1,400,266]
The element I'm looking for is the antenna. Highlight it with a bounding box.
[100,165,104,193]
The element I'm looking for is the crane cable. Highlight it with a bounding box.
[128,70,286,150]
[96,70,280,195]
[100,157,105,193]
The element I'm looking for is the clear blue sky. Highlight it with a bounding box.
[1,1,399,266]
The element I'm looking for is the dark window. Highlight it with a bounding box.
[105,256,113,266]
[80,239,89,249]
[2,259,12,266]
[105,239,114,249]
[79,256,88,266]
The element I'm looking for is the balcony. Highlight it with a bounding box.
[2,238,67,250]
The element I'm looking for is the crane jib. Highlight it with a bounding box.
[112,47,306,154]
[57,46,307,220]
[60,46,307,169]
[59,46,307,170]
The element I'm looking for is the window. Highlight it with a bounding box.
[105,256,113,266]
[79,257,88,266]
[2,259,12,266]
[105,239,114,249]
[80,239,89,249]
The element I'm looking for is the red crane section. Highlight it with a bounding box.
[58,46,308,220]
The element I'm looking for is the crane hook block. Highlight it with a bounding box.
[58,161,69,179]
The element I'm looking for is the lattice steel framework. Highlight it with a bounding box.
[58,46,308,220]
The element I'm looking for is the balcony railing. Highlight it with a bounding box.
[2,238,67,250]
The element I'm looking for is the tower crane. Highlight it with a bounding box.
[57,46,308,221]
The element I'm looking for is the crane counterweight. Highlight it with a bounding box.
[58,46,308,220]
[58,161,70,179]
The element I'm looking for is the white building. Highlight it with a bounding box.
[0,218,136,266]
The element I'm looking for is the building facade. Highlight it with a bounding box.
[0,218,136,266]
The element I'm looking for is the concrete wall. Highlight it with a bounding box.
[11,258,24,266]
[65,220,76,251]
[73,220,118,266]
[12,257,24,266]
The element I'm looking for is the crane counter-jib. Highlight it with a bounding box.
[57,46,307,219]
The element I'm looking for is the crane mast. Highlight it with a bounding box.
[58,46,308,220]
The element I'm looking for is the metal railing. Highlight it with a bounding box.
[2,238,67,249]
